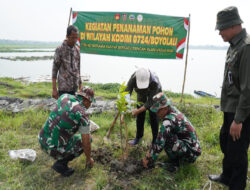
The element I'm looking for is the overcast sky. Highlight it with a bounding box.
[0,0,249,46]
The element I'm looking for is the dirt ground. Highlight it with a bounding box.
[91,145,151,189]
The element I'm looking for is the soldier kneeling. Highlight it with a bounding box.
[142,92,201,172]
[38,86,95,177]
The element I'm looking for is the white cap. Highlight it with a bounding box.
[136,68,150,89]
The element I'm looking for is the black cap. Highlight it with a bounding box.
[216,6,243,30]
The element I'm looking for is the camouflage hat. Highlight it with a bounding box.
[76,86,95,102]
[216,6,243,30]
[150,92,171,113]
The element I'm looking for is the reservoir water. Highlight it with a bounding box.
[0,48,227,97]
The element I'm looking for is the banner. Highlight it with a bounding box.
[73,11,189,59]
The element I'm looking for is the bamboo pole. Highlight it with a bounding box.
[180,14,191,103]
[68,7,72,26]
[106,112,120,138]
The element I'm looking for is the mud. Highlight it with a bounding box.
[110,158,144,175]
[91,146,146,176]
[91,146,153,189]
[91,147,113,165]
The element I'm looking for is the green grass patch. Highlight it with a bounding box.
[0,103,249,189]
[0,78,120,99]
[0,56,53,61]
[0,44,57,52]
[0,78,248,189]
[83,82,120,100]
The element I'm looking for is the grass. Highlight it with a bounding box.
[0,44,57,53]
[0,78,248,189]
[0,56,53,61]
[0,77,52,99]
[0,105,241,190]
[0,77,120,99]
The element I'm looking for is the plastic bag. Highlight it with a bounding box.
[8,149,36,162]
[90,120,100,133]
[124,94,131,104]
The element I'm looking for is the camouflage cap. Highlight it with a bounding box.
[150,92,171,113]
[216,6,243,30]
[76,86,95,102]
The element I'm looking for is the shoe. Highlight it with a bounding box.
[166,159,180,167]
[52,161,75,177]
[61,168,74,177]
[128,138,141,146]
[208,174,229,186]
[158,162,179,173]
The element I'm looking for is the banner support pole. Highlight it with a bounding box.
[180,14,191,103]
[68,7,72,26]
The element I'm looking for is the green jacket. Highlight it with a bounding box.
[221,29,250,123]
[150,105,201,162]
[125,71,162,109]
[38,94,90,151]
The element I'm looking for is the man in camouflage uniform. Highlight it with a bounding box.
[52,25,82,99]
[142,92,201,171]
[209,7,250,190]
[125,68,162,145]
[38,86,95,177]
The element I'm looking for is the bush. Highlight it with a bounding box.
[164,90,194,99]
[83,83,120,93]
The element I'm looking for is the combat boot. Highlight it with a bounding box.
[52,155,75,177]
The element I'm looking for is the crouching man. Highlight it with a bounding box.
[38,86,95,177]
[142,92,201,171]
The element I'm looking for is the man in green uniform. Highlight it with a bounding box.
[38,86,95,177]
[142,92,201,171]
[209,7,250,190]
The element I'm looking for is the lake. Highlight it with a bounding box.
[0,49,227,97]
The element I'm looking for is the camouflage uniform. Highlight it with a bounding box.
[38,93,90,160]
[149,93,201,163]
[52,40,82,92]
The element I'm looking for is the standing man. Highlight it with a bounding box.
[209,6,250,190]
[142,92,201,172]
[125,68,162,145]
[38,87,95,177]
[52,25,82,99]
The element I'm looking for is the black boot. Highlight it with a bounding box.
[52,155,75,177]
[158,159,180,173]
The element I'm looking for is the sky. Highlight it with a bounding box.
[0,0,250,46]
